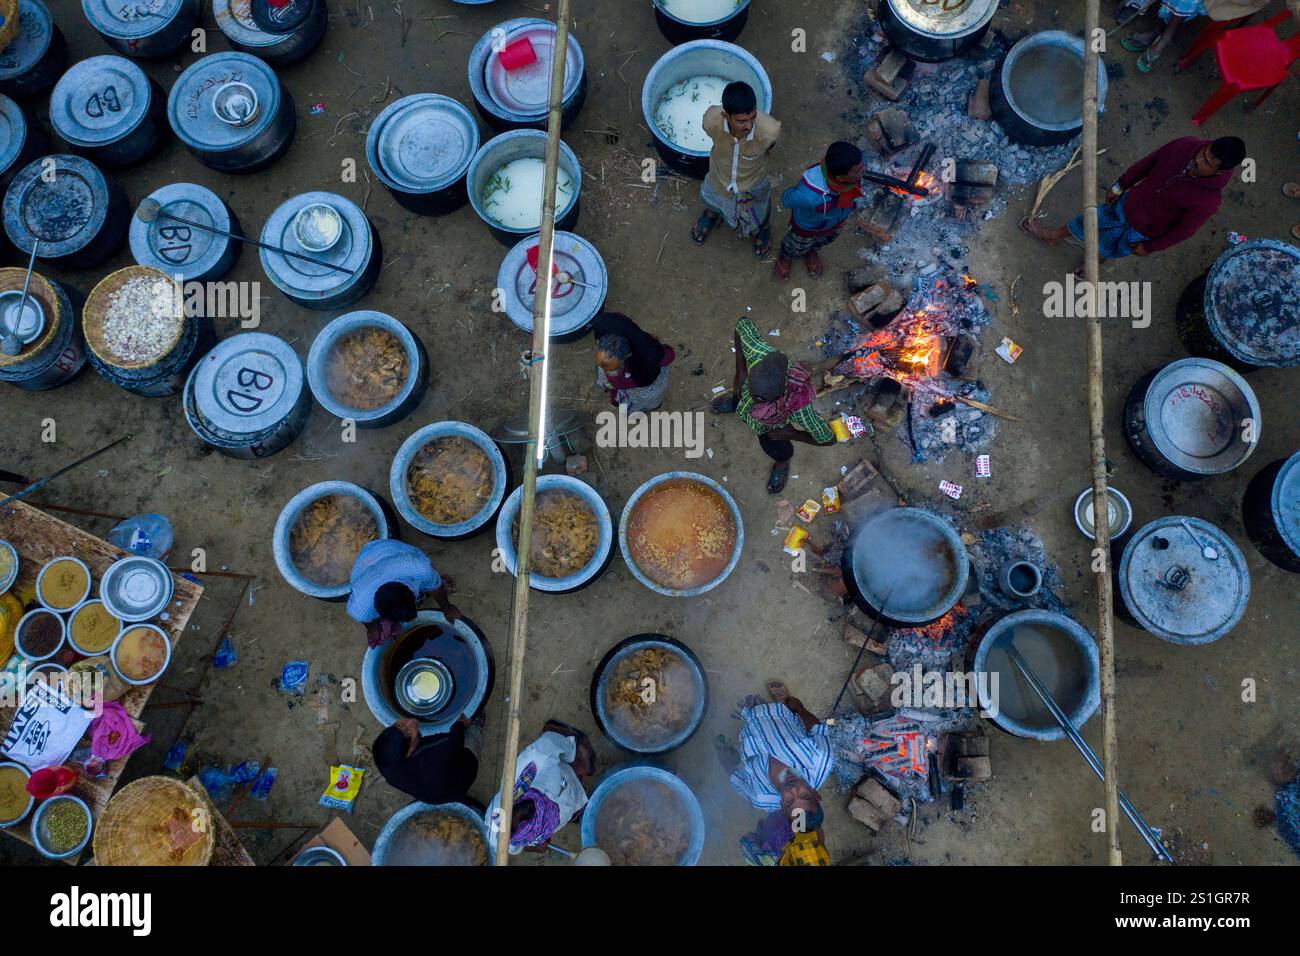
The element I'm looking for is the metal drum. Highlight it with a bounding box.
[372,801,492,867]
[619,471,744,597]
[0,94,47,187]
[83,266,210,397]
[129,183,241,283]
[0,0,68,99]
[1242,453,1300,573]
[49,55,167,168]
[842,507,970,626]
[580,765,705,866]
[81,0,200,58]
[259,192,380,310]
[1176,239,1300,371]
[273,480,392,600]
[494,474,613,593]
[497,231,606,341]
[467,18,586,131]
[881,0,999,62]
[306,310,428,428]
[642,40,772,178]
[390,421,509,539]
[991,31,1107,146]
[0,268,85,391]
[466,129,581,245]
[591,634,709,755]
[971,609,1100,741]
[365,94,479,215]
[184,332,309,459]
[1123,357,1260,481]
[212,0,327,65]
[3,154,129,270]
[361,610,494,737]
[653,0,752,45]
[1118,516,1250,645]
[168,52,296,173]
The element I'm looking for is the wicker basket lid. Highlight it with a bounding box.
[83,265,186,371]
[94,776,216,866]
[0,0,19,50]
[0,267,64,369]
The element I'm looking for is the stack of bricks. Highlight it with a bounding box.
[848,776,904,833]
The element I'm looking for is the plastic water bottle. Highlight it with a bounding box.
[107,513,174,559]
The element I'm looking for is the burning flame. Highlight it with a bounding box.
[896,603,970,642]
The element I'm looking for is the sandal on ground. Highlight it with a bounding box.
[772,255,792,283]
[753,232,771,258]
[1137,50,1160,72]
[804,250,824,279]
[711,394,738,414]
[766,680,791,702]
[691,211,719,245]
[1020,216,1059,247]
[1121,33,1152,53]
[767,461,790,494]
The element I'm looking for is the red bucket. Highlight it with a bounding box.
[498,37,537,71]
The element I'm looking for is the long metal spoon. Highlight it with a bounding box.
[1179,519,1218,561]
[135,198,357,276]
[0,240,39,356]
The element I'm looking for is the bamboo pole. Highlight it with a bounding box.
[1082,0,1123,866]
[492,0,573,867]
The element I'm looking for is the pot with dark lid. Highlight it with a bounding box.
[1123,357,1260,480]
[1176,239,1299,371]
[168,52,296,173]
[129,183,242,283]
[212,0,327,65]
[991,31,1107,145]
[81,0,200,58]
[365,94,479,215]
[652,0,752,45]
[0,94,47,187]
[0,0,68,99]
[1117,516,1250,645]
[49,55,168,168]
[1242,452,1300,573]
[842,506,969,626]
[3,153,129,270]
[881,0,998,61]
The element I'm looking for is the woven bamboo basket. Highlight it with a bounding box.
[0,268,66,370]
[0,0,19,51]
[83,266,185,371]
[93,776,216,866]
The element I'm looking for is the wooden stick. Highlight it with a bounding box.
[948,393,1026,423]
[1082,0,1123,866]
[493,0,573,867]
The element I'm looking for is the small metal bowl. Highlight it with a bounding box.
[110,623,172,686]
[31,795,92,861]
[292,845,348,866]
[35,555,91,612]
[1073,487,1133,540]
[293,202,343,252]
[394,657,456,718]
[212,80,261,128]
[15,608,66,663]
[99,555,174,622]
[0,290,45,347]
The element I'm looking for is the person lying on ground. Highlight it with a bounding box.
[774,141,865,282]
[592,311,676,415]
[712,317,835,494]
[692,80,782,258]
[1022,135,1245,268]
[346,539,461,647]
[486,720,597,855]
[373,714,483,805]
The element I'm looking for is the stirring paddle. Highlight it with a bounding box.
[1,240,39,356]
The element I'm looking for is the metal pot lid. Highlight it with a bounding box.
[250,0,313,33]
[484,22,582,117]
[1119,516,1249,644]
[0,289,44,344]
[1143,357,1260,475]
[1271,452,1300,558]
[3,154,111,259]
[0,95,28,174]
[1205,239,1300,368]
[168,52,280,152]
[82,0,187,39]
[188,331,304,435]
[498,231,607,335]
[395,658,455,717]
[49,55,152,148]
[129,183,233,281]
[100,555,174,622]
[0,0,55,80]
[368,94,479,194]
[887,0,999,39]
[213,0,278,47]
[260,192,370,296]
[848,507,969,623]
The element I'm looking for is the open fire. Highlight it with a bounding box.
[833,277,972,389]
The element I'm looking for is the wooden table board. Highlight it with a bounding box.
[186,775,255,866]
[0,501,203,860]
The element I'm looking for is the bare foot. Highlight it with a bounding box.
[714,734,740,773]
[766,680,791,702]
[1021,217,1062,247]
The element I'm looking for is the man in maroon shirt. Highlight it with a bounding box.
[1022,136,1245,263]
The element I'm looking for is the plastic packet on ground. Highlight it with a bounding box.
[319,764,364,813]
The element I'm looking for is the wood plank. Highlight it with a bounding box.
[0,501,203,858]
[186,775,255,867]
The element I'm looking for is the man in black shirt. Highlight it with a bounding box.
[372,714,483,805]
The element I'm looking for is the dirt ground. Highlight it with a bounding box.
[3,0,1298,866]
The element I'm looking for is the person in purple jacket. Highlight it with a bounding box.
[773,141,865,282]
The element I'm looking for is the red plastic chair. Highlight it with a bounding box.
[1190,11,1300,126]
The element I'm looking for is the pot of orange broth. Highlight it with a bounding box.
[618,472,743,597]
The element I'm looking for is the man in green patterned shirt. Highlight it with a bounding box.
[712,318,835,493]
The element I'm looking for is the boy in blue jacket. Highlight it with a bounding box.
[774,141,865,282]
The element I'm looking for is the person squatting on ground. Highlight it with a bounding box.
[592,311,676,414]
[346,539,462,647]
[372,714,484,806]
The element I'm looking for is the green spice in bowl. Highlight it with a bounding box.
[32,795,92,860]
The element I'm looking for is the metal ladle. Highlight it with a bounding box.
[0,240,39,356]
[1179,519,1218,561]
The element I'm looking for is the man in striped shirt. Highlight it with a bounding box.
[712,317,835,493]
